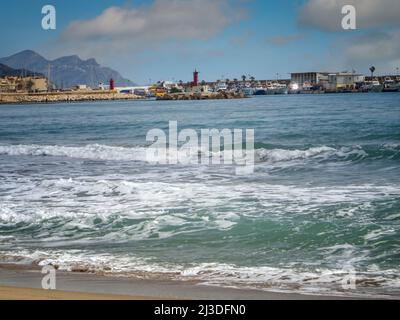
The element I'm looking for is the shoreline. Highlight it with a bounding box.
[1,91,398,105]
[0,265,366,300]
[0,286,156,300]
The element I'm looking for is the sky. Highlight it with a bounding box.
[1,0,400,84]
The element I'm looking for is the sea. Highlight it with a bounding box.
[0,93,399,298]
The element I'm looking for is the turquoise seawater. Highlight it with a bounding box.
[0,93,399,297]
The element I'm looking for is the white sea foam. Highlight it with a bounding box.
[364,229,396,241]
[0,144,149,162]
[0,143,380,164]
[1,249,399,298]
[0,174,399,244]
[256,146,336,162]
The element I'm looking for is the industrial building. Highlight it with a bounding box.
[291,71,365,91]
[291,72,330,86]
[325,73,365,91]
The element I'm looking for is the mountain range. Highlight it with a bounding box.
[0,63,43,78]
[0,50,135,88]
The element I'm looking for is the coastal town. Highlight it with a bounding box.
[1,67,399,104]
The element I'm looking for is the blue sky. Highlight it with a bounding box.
[1,0,399,84]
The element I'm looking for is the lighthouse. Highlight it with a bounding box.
[193,69,199,86]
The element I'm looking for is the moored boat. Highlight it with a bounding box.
[266,82,288,95]
[361,80,383,93]
[382,78,400,92]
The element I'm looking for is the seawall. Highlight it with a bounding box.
[0,90,140,104]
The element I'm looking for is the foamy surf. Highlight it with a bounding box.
[1,249,399,298]
[1,95,399,299]
[0,143,397,164]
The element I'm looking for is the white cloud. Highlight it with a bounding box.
[346,31,400,61]
[318,30,400,75]
[50,0,247,82]
[297,0,400,74]
[62,0,245,43]
[344,30,400,73]
[299,0,400,31]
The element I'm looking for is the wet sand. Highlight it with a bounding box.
[0,286,155,300]
[0,265,360,300]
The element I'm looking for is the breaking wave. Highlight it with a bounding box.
[0,143,398,164]
[1,249,399,298]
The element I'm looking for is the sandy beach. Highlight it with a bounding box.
[0,265,359,300]
[0,286,153,300]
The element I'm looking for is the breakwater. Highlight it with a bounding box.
[156,92,245,100]
[0,90,140,104]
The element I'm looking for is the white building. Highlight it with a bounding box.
[325,73,365,91]
[115,86,151,95]
[291,72,330,87]
[188,85,211,94]
[75,84,89,90]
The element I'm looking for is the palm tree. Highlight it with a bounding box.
[241,75,247,82]
[369,66,376,78]
[250,76,255,82]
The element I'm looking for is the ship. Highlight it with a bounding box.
[253,86,267,95]
[266,82,288,95]
[215,81,228,92]
[241,87,254,97]
[361,80,383,93]
[382,78,400,92]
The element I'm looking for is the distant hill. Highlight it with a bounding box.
[0,63,42,77]
[0,50,136,89]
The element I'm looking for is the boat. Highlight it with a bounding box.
[299,82,315,94]
[289,82,300,94]
[241,87,254,97]
[382,78,400,92]
[253,87,267,95]
[266,82,288,95]
[361,80,383,93]
[215,81,228,92]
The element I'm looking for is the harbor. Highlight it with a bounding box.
[1,67,399,105]
[116,70,400,100]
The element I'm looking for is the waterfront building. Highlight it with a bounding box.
[0,76,48,93]
[74,84,89,90]
[291,72,330,87]
[0,77,17,92]
[325,73,365,91]
[29,78,48,92]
